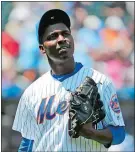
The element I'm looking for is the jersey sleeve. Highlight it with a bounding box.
[101,79,125,127]
[12,91,36,139]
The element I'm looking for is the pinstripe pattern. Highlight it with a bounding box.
[12,65,125,151]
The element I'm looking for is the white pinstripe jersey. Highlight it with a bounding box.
[12,62,125,152]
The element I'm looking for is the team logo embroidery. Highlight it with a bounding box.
[37,94,70,124]
[110,94,120,114]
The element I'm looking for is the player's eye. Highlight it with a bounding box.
[62,31,71,37]
[47,33,58,41]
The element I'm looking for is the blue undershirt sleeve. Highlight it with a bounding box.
[109,126,125,145]
[18,137,34,152]
[104,126,125,148]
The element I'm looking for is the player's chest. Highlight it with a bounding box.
[32,85,71,125]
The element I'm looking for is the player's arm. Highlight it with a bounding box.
[12,90,35,151]
[79,78,125,147]
[79,123,125,148]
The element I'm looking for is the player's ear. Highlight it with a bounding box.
[39,45,46,54]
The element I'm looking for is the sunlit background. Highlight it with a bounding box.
[1,1,134,151]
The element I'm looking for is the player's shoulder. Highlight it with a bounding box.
[23,71,51,95]
[17,71,52,109]
[91,68,113,86]
[82,65,112,85]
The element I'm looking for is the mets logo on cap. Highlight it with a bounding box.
[110,94,120,114]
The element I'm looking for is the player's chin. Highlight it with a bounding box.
[55,55,72,63]
[59,52,73,60]
[60,55,69,60]
[52,52,73,63]
[58,56,71,62]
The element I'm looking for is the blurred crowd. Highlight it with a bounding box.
[2,1,134,151]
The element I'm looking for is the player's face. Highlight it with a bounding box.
[40,23,74,63]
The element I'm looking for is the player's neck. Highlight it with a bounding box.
[49,57,75,75]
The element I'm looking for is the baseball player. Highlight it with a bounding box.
[12,9,125,152]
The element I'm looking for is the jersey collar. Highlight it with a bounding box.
[51,62,83,82]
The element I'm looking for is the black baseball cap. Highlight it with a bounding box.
[38,9,71,44]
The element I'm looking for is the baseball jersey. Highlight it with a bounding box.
[12,62,125,152]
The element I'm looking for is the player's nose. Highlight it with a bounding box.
[57,34,65,42]
[56,36,67,50]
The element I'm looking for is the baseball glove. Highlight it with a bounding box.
[68,76,106,138]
